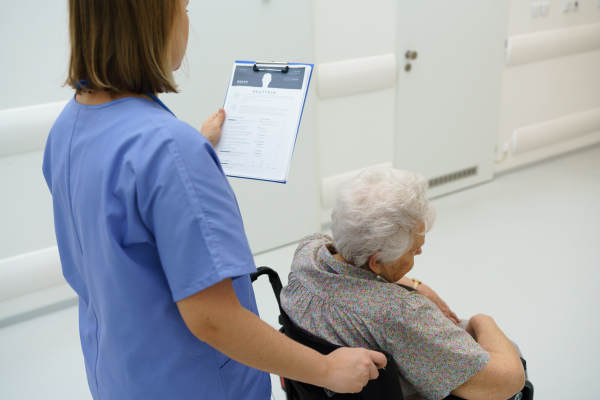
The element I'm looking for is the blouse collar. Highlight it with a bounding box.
[317,237,379,282]
[316,235,417,292]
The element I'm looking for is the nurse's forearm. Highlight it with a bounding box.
[176,278,385,393]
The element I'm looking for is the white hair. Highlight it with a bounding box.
[331,167,436,267]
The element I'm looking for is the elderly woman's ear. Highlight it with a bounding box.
[367,255,383,275]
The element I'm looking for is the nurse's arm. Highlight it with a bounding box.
[176,277,387,394]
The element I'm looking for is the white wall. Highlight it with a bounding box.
[312,0,398,179]
[496,0,600,172]
[311,0,398,222]
[0,2,71,260]
[0,2,72,110]
[0,0,321,259]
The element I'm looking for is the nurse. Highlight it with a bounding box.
[42,1,385,399]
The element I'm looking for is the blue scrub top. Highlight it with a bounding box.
[42,96,271,399]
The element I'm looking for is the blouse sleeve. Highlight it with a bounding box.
[384,294,490,400]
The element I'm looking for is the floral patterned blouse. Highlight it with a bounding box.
[280,234,489,400]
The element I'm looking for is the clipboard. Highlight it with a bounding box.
[215,60,313,184]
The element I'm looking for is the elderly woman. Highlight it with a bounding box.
[281,168,525,400]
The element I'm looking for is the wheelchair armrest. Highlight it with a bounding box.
[442,378,534,400]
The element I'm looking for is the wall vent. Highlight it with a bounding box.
[428,166,478,188]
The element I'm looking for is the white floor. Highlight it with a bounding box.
[1,144,599,400]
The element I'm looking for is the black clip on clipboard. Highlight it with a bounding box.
[253,61,289,73]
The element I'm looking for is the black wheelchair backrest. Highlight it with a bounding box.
[251,266,403,400]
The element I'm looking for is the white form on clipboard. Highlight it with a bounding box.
[215,61,313,183]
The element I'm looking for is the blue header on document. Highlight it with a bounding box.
[232,66,306,90]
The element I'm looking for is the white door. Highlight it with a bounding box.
[395,2,509,197]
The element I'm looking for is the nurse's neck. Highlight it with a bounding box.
[75,90,151,106]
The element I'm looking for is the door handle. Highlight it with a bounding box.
[405,50,418,60]
[405,50,418,71]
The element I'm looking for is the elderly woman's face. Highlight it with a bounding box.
[375,225,425,283]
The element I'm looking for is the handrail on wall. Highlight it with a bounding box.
[511,106,600,155]
[0,101,68,158]
[317,53,397,99]
[506,23,600,67]
[0,247,76,328]
[0,246,64,302]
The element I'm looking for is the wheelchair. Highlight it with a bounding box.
[250,266,534,400]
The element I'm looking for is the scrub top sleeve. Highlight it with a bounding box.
[42,134,52,190]
[138,123,256,302]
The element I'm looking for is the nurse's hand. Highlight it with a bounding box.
[200,108,225,147]
[322,348,387,393]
